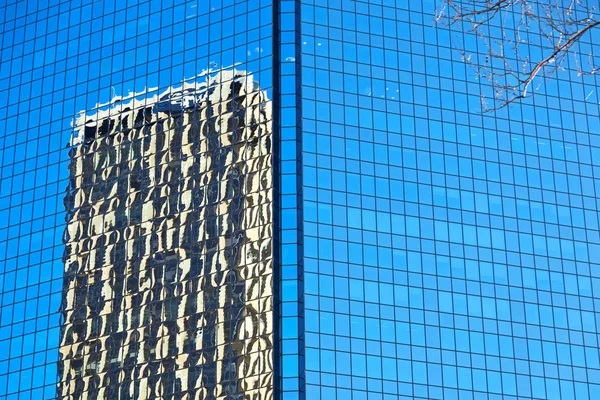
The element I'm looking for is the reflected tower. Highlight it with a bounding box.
[58,70,274,399]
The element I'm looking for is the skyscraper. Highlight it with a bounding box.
[59,70,274,399]
[1,1,600,400]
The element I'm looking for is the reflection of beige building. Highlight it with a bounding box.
[59,70,274,399]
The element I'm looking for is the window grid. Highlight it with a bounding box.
[300,0,600,399]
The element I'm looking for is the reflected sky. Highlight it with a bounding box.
[0,0,274,398]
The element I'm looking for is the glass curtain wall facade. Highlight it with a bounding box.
[298,1,600,400]
[0,1,275,399]
[2,0,600,400]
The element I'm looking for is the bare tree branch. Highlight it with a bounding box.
[436,0,600,110]
[522,19,600,96]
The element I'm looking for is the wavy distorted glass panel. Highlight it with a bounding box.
[58,70,274,399]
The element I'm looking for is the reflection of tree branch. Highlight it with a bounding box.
[521,20,600,96]
[445,0,516,29]
[436,0,600,110]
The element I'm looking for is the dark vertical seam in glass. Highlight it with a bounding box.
[272,0,281,398]
[294,0,306,397]
[277,0,306,397]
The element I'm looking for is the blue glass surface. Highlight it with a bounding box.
[0,0,273,398]
[2,0,600,399]
[298,0,600,399]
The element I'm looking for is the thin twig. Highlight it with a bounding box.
[436,0,600,110]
